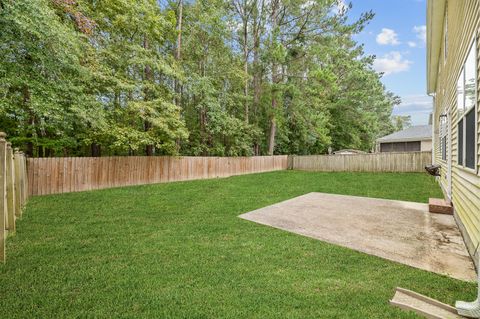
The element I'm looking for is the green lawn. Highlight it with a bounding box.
[0,171,475,318]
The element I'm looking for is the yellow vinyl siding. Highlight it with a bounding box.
[432,0,480,262]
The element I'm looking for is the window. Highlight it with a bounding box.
[442,137,447,160]
[466,109,476,168]
[380,142,420,153]
[439,115,447,161]
[457,39,477,170]
[406,142,421,152]
[457,69,464,114]
[458,120,463,165]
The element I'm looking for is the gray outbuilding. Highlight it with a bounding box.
[376,125,432,152]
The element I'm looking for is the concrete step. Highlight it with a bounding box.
[390,287,462,319]
[429,198,453,215]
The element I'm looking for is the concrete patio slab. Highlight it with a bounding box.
[239,192,476,281]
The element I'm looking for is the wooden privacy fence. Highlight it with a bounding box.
[27,155,289,196]
[0,132,28,263]
[291,151,432,172]
[26,151,432,196]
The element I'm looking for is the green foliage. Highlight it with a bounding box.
[0,0,402,156]
[0,0,104,155]
[392,115,413,132]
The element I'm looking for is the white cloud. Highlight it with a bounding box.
[331,0,348,14]
[393,95,433,125]
[373,51,412,75]
[413,25,426,43]
[376,28,400,45]
[407,41,417,48]
[301,0,315,10]
[395,95,433,110]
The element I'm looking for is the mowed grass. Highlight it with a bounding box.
[0,171,475,318]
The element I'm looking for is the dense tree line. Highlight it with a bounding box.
[0,0,402,157]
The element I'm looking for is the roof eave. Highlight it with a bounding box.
[427,0,447,94]
[377,137,432,143]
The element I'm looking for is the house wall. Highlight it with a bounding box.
[421,140,432,152]
[432,0,480,264]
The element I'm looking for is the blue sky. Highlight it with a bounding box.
[347,0,432,125]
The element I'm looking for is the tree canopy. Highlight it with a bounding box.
[0,0,401,157]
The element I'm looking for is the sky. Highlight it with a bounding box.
[347,0,432,125]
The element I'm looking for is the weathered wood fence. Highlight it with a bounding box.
[291,151,432,172]
[0,132,28,263]
[27,156,289,196]
[25,151,433,197]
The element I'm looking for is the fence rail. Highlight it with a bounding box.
[292,151,432,172]
[26,151,432,197]
[0,132,28,263]
[27,155,289,196]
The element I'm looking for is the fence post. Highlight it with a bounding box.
[19,152,26,207]
[23,152,28,202]
[13,149,22,218]
[0,132,7,262]
[5,143,15,232]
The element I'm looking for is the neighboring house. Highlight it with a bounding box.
[427,1,480,264]
[376,125,432,153]
[333,149,366,155]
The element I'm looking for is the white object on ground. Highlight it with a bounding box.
[390,287,462,319]
[456,265,480,318]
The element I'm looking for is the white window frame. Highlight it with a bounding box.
[456,37,478,173]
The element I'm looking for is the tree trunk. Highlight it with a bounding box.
[199,58,209,156]
[144,114,153,156]
[243,15,249,124]
[143,35,154,156]
[268,117,276,155]
[22,86,34,157]
[174,0,183,106]
[252,12,262,155]
[37,146,44,158]
[267,0,279,155]
[90,143,101,157]
[200,108,207,156]
[174,0,184,153]
[268,64,278,156]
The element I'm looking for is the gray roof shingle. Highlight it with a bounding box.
[377,125,432,143]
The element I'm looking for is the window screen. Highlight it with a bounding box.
[456,38,477,170]
[392,142,406,152]
[380,142,420,152]
[458,120,464,165]
[406,141,421,152]
[465,108,476,169]
[439,115,448,161]
[442,137,447,160]
[380,143,392,152]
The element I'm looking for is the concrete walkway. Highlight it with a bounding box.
[239,192,475,281]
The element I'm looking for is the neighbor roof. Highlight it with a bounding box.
[377,125,432,143]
